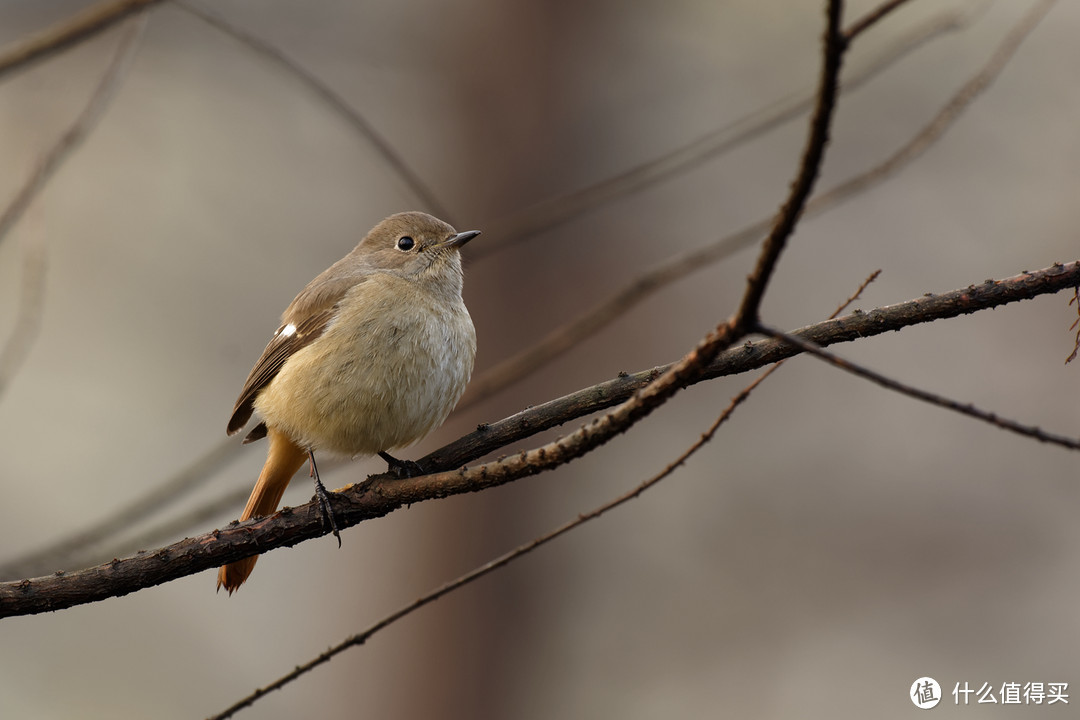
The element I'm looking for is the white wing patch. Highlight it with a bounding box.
[279,323,297,338]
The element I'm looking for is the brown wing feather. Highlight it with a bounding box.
[226,245,375,438]
[226,307,337,436]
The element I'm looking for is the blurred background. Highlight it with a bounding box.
[0,0,1078,717]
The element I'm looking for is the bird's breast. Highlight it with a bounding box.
[254,275,476,456]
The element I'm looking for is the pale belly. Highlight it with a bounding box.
[255,293,475,456]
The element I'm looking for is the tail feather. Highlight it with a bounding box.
[217,428,308,594]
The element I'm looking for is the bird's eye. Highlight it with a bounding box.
[396,236,415,251]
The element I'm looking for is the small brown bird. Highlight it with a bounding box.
[218,211,478,593]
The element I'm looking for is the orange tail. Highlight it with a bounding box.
[217,427,308,594]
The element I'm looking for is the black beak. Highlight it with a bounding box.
[443,230,481,249]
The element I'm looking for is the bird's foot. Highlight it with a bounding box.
[308,451,342,547]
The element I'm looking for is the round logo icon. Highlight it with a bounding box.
[911,677,942,709]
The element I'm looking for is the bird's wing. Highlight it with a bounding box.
[226,307,336,437]
[226,267,367,438]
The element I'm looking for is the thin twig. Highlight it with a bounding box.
[844,0,916,41]
[0,0,158,82]
[758,323,1080,452]
[474,2,980,259]
[457,0,1050,410]
[172,0,451,222]
[209,268,883,719]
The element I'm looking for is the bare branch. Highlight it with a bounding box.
[0,13,147,254]
[759,323,1080,451]
[0,0,158,82]
[1,261,1076,618]
[173,0,452,222]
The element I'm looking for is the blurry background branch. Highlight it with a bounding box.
[0,14,147,253]
[0,13,146,401]
[473,1,984,258]
[0,0,157,81]
[173,0,451,221]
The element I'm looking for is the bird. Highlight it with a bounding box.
[217,211,478,593]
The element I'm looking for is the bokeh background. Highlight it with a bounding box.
[1,0,1078,718]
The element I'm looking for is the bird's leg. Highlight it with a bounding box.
[378,451,424,479]
[308,450,341,547]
